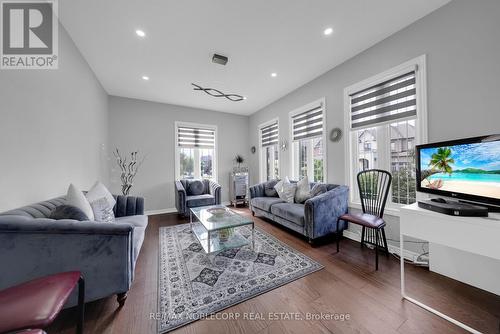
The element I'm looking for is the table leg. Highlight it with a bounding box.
[207,230,211,253]
[400,231,405,298]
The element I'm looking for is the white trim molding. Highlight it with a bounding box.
[343,55,428,207]
[174,121,219,182]
[288,97,328,182]
[258,117,280,182]
[146,208,177,216]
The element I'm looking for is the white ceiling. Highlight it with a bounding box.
[60,0,450,116]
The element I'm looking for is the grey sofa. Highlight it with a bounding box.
[175,179,221,216]
[0,194,146,308]
[249,181,349,242]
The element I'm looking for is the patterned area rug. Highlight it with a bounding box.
[158,224,323,333]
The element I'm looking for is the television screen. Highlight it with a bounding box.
[416,135,500,205]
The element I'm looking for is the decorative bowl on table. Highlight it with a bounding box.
[207,207,228,218]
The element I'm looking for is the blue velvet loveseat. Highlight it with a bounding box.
[0,194,146,308]
[249,181,349,243]
[175,179,221,216]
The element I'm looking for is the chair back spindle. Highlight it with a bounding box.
[357,169,392,219]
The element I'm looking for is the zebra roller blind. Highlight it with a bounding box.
[261,121,278,147]
[177,125,215,148]
[350,71,417,129]
[292,103,324,141]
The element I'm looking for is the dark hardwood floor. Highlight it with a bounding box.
[48,207,500,334]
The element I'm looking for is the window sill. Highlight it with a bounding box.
[348,202,402,218]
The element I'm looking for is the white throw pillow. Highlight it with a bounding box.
[295,176,311,203]
[282,181,297,203]
[274,179,286,200]
[66,184,94,221]
[86,181,116,222]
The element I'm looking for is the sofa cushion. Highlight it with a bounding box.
[67,184,94,221]
[271,202,305,226]
[310,183,328,198]
[295,176,311,203]
[86,181,116,222]
[186,194,215,207]
[186,180,205,196]
[251,197,285,212]
[49,205,89,221]
[264,179,279,197]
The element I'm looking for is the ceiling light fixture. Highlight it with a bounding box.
[271,72,277,77]
[142,76,149,81]
[136,29,146,37]
[323,27,333,36]
[192,83,245,102]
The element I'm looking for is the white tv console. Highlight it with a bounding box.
[400,203,500,334]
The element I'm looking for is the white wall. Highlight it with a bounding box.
[248,0,500,253]
[0,24,109,212]
[108,96,249,212]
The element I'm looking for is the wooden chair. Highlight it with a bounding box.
[336,169,392,270]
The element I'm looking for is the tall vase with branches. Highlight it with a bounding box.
[113,148,146,196]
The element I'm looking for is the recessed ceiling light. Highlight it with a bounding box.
[271,72,277,77]
[323,27,333,36]
[142,76,149,81]
[136,29,146,37]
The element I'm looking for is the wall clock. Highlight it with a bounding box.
[330,128,343,142]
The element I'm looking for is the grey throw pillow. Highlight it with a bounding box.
[49,205,89,221]
[310,183,328,198]
[264,179,279,197]
[187,180,205,196]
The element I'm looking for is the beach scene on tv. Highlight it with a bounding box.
[419,141,500,199]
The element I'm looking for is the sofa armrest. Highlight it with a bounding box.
[208,180,222,205]
[175,181,187,215]
[0,216,134,306]
[249,182,266,199]
[114,195,144,217]
[304,185,349,239]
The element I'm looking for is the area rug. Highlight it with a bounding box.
[157,224,323,333]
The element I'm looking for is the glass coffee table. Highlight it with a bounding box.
[190,205,255,254]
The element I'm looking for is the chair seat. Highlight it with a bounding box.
[0,271,81,333]
[340,213,385,229]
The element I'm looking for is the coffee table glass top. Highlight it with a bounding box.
[190,205,255,254]
[190,205,253,231]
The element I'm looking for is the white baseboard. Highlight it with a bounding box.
[342,229,424,263]
[145,208,177,216]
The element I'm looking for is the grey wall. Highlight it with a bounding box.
[248,0,500,250]
[108,96,249,212]
[0,24,109,212]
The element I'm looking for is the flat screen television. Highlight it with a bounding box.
[416,134,500,207]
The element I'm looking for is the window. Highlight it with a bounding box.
[175,122,217,180]
[290,99,326,182]
[345,56,427,208]
[259,120,279,181]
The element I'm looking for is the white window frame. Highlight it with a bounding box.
[174,121,218,181]
[343,55,428,215]
[258,118,280,182]
[289,98,327,182]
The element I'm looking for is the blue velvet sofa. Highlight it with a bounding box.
[0,194,146,308]
[249,181,349,242]
[175,179,221,216]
